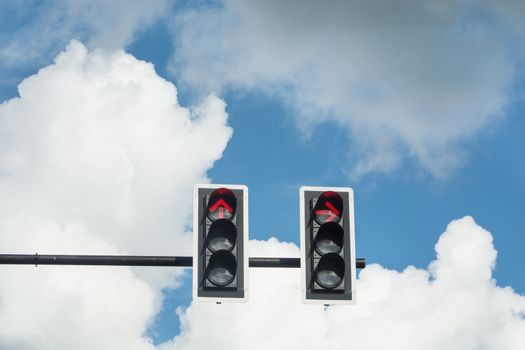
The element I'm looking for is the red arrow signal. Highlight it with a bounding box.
[315,200,341,222]
[209,198,234,219]
[209,198,233,212]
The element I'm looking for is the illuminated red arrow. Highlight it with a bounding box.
[315,201,340,222]
[325,201,340,215]
[209,199,233,219]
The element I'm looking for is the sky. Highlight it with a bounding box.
[0,1,524,349]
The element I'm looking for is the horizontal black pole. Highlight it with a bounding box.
[250,257,301,268]
[0,254,192,267]
[0,254,366,269]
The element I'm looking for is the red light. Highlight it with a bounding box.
[206,188,237,221]
[313,191,343,224]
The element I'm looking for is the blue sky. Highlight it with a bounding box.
[1,1,524,349]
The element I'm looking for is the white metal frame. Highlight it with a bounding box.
[193,184,249,302]
[300,186,356,305]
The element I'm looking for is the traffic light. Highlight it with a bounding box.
[193,184,248,302]
[300,186,356,304]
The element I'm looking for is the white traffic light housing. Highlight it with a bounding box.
[193,184,248,302]
[300,186,356,304]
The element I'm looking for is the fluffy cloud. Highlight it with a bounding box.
[171,0,523,177]
[0,41,232,348]
[163,217,525,349]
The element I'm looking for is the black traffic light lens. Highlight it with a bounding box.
[207,188,237,221]
[205,250,237,287]
[314,222,344,255]
[314,253,345,289]
[313,191,343,225]
[206,219,237,252]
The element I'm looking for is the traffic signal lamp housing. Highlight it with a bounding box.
[300,186,356,304]
[193,184,248,302]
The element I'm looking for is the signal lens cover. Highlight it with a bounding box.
[314,253,345,289]
[206,219,237,252]
[314,222,344,255]
[207,188,237,221]
[205,250,237,287]
[313,191,343,224]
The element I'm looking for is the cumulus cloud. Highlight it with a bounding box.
[171,0,524,177]
[163,217,525,350]
[0,41,232,348]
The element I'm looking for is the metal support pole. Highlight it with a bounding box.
[0,254,366,269]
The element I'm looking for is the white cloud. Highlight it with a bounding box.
[163,217,525,350]
[0,41,232,348]
[171,0,523,177]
